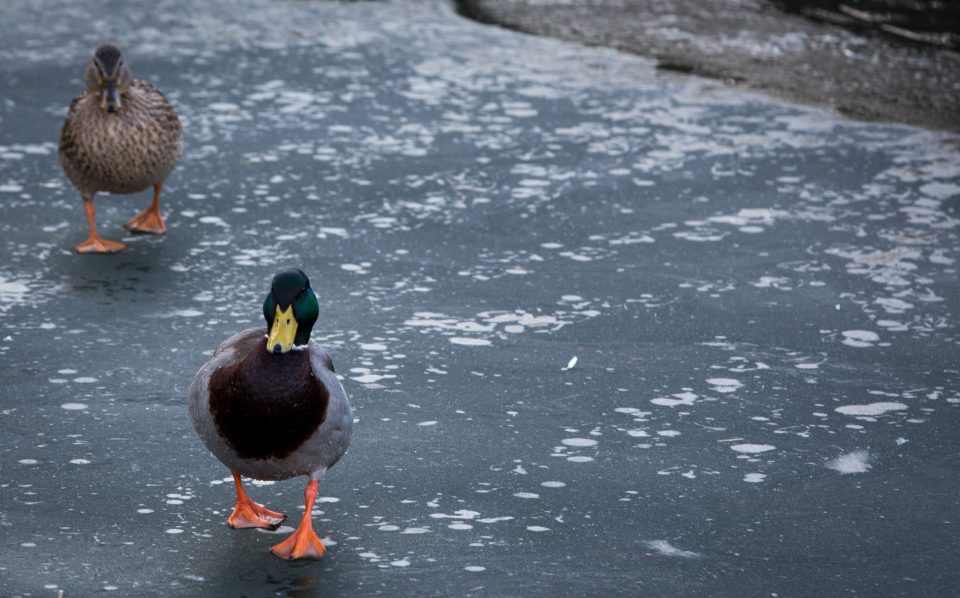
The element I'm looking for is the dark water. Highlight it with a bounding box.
[773,0,960,50]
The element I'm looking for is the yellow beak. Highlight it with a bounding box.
[267,305,298,354]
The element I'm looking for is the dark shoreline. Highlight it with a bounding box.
[456,0,960,133]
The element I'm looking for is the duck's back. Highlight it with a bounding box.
[59,80,183,195]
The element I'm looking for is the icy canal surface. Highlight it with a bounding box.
[0,0,958,595]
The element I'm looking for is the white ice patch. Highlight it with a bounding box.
[643,540,701,559]
[651,391,697,407]
[826,451,870,474]
[743,473,766,483]
[477,516,514,524]
[841,330,879,348]
[708,208,791,230]
[198,216,228,227]
[449,337,492,346]
[875,297,914,314]
[430,510,480,520]
[404,305,597,346]
[835,402,907,416]
[706,378,743,393]
[61,403,88,410]
[919,181,960,199]
[561,438,597,447]
[401,527,431,534]
[730,444,775,454]
[0,276,30,312]
[149,309,204,319]
[351,373,396,385]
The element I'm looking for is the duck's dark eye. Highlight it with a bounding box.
[286,318,291,325]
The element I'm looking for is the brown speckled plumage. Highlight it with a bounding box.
[59,78,182,196]
[57,44,183,253]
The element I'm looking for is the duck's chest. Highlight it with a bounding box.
[60,97,182,193]
[208,350,329,461]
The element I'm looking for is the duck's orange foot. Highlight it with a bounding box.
[124,207,166,235]
[76,235,126,254]
[269,526,326,560]
[227,499,286,530]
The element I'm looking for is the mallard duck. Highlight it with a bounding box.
[188,268,353,560]
[58,43,183,253]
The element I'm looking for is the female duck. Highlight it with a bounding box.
[59,44,183,253]
[189,269,353,559]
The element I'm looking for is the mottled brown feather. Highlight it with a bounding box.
[59,79,182,196]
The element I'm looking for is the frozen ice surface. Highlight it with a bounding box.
[0,0,958,596]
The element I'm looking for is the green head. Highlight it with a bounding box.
[262,268,319,354]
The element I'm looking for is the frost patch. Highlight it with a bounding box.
[730,444,775,454]
[449,337,492,346]
[835,402,907,416]
[706,378,743,393]
[651,391,697,407]
[919,181,960,199]
[0,276,30,312]
[841,330,879,348]
[826,451,870,474]
[643,540,701,559]
[561,438,597,447]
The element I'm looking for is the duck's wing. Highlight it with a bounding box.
[189,328,266,442]
[306,342,353,474]
[132,79,181,123]
[58,94,94,191]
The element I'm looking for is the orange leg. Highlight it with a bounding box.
[269,479,326,560]
[227,473,286,530]
[76,196,126,254]
[124,181,167,234]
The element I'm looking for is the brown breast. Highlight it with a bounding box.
[208,348,328,460]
